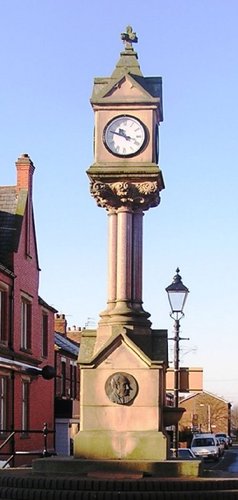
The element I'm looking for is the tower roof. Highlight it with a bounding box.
[90,26,163,117]
[110,26,143,79]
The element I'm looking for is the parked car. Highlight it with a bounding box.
[191,433,220,461]
[170,448,199,460]
[178,448,199,460]
[215,433,231,449]
[216,436,225,456]
[228,435,233,446]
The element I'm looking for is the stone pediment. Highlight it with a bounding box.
[79,329,162,369]
[91,74,160,105]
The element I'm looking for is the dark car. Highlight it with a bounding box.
[228,435,233,446]
[215,433,231,449]
[170,448,199,460]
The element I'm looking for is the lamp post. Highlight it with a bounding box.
[166,268,189,456]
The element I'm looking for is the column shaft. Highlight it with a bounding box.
[116,208,133,303]
[107,210,117,308]
[132,211,143,307]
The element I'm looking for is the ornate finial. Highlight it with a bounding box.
[121,26,138,49]
[173,268,181,284]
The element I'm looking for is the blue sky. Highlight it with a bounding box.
[1,1,238,405]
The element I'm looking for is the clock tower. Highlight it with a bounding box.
[74,27,170,464]
[87,26,164,350]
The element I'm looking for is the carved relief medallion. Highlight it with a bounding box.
[105,372,138,405]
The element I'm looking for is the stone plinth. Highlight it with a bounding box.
[75,431,167,461]
[32,456,203,478]
[74,327,169,461]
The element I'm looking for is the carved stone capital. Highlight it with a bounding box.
[90,179,161,211]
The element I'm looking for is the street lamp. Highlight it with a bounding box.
[166,268,189,455]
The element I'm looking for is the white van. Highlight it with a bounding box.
[191,433,220,461]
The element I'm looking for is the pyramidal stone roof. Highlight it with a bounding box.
[110,26,143,79]
[90,26,163,118]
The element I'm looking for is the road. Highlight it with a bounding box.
[204,444,238,477]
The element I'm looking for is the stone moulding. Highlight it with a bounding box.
[78,329,167,368]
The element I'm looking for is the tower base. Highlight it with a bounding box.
[74,430,167,461]
[32,456,203,478]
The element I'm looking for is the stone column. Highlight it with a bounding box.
[107,209,118,311]
[115,207,133,310]
[132,210,143,311]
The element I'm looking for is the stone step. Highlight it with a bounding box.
[1,472,238,499]
[1,486,238,499]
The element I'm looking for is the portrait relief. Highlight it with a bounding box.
[105,372,138,405]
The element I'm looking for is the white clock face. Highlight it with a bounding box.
[103,115,146,157]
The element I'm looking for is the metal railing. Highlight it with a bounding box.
[0,423,55,468]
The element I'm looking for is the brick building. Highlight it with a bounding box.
[54,314,80,455]
[179,391,231,437]
[0,154,56,466]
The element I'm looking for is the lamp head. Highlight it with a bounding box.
[166,268,189,315]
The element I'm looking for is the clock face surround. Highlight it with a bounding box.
[103,115,147,157]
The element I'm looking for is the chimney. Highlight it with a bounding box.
[66,325,82,345]
[16,153,35,194]
[55,314,67,335]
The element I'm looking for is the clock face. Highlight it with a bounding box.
[103,115,146,157]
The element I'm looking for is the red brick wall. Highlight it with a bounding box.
[0,270,12,345]
[179,392,230,435]
[0,159,56,465]
[6,193,54,458]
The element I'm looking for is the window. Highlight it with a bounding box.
[22,380,29,434]
[61,360,66,397]
[70,363,73,398]
[74,364,77,399]
[0,376,8,434]
[192,437,215,447]
[69,363,77,399]
[21,297,32,350]
[0,288,7,342]
[42,313,48,357]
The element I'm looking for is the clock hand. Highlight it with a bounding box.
[119,128,132,141]
[110,129,131,141]
[119,129,142,144]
